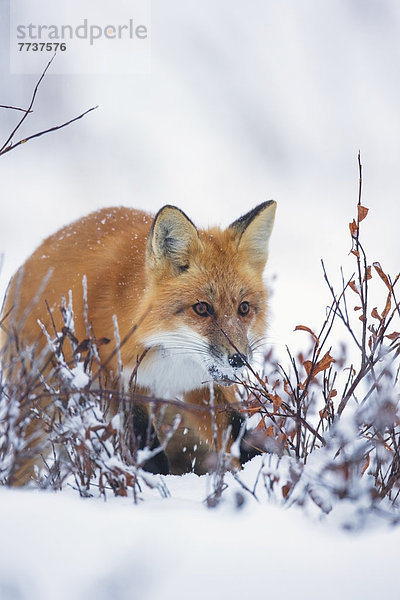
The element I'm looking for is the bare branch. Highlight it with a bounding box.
[0,54,56,154]
[0,105,33,113]
[0,54,98,156]
[0,105,98,156]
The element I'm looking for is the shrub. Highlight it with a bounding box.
[1,156,399,527]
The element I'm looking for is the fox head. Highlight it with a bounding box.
[135,201,276,396]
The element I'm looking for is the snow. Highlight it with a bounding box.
[0,465,399,600]
[69,363,90,389]
[2,1,400,597]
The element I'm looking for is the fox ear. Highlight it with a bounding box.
[229,200,277,270]
[148,205,200,273]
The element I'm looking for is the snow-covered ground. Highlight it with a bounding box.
[1,1,400,598]
[1,460,400,600]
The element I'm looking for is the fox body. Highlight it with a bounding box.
[1,201,276,482]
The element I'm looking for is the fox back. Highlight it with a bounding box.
[1,201,276,482]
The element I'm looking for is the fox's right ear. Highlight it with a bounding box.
[147,205,200,273]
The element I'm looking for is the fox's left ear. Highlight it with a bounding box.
[229,200,277,270]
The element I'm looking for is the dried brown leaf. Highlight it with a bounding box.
[361,454,370,476]
[371,307,381,320]
[386,331,400,341]
[61,326,79,346]
[262,424,274,437]
[319,407,329,419]
[282,483,292,499]
[294,325,319,344]
[373,262,392,291]
[358,205,369,223]
[349,280,360,295]
[349,219,358,236]
[271,393,283,411]
[315,352,335,375]
[303,360,312,377]
[75,339,91,353]
[254,372,265,387]
[382,294,392,320]
[363,265,372,281]
[283,380,293,397]
[272,379,280,391]
[303,352,335,379]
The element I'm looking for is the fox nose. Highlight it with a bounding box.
[228,353,246,369]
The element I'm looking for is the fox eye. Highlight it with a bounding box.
[238,301,250,316]
[192,302,214,317]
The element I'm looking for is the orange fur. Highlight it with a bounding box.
[1,202,276,482]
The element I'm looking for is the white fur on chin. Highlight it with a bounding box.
[129,327,244,398]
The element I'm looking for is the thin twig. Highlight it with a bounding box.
[0,54,98,156]
[0,105,98,156]
[0,54,56,153]
[0,105,33,113]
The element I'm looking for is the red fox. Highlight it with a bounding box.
[1,201,276,483]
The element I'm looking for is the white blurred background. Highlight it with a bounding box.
[1,0,399,357]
